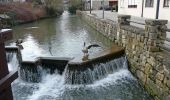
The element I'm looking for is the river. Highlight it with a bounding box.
[7,11,153,100]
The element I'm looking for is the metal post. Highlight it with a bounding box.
[102,0,104,19]
[90,0,91,14]
[141,0,144,17]
[156,0,160,19]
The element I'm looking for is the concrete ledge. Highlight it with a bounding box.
[68,44,125,71]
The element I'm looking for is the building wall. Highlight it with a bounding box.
[118,0,143,17]
[118,0,170,21]
[159,1,170,20]
[143,0,157,19]
[92,0,117,10]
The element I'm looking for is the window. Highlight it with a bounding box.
[164,0,170,7]
[145,0,154,7]
[128,0,137,8]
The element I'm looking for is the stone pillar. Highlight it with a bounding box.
[118,15,131,25]
[145,19,168,52]
[117,15,131,45]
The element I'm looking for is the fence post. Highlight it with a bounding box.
[145,19,168,52]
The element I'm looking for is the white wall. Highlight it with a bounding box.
[143,0,157,19]
[159,0,170,21]
[118,0,170,21]
[118,0,143,17]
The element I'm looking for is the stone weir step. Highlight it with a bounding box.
[68,44,125,71]
[6,44,125,83]
[65,44,125,84]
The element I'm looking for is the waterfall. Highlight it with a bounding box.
[19,59,69,82]
[6,52,19,71]
[65,56,128,84]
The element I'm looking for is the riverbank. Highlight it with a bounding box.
[0,2,63,28]
[77,10,170,100]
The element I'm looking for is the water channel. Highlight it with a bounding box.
[7,11,153,100]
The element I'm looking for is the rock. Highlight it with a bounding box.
[146,78,160,96]
[167,78,170,88]
[156,79,163,88]
[145,63,152,74]
[164,95,170,100]
[136,70,146,84]
[156,72,164,81]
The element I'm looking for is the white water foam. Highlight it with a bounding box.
[27,74,65,100]
[27,69,134,100]
[7,53,19,71]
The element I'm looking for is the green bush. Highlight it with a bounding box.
[68,6,77,14]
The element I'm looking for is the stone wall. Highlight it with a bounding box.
[77,10,170,100]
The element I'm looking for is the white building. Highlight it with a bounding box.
[118,0,170,21]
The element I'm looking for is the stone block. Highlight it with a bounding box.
[137,35,141,41]
[167,78,170,88]
[145,19,168,26]
[146,78,160,96]
[147,57,156,66]
[163,95,170,100]
[140,36,144,42]
[149,69,158,81]
[145,63,152,75]
[144,38,148,45]
[156,79,163,88]
[149,46,160,52]
[136,70,146,84]
[156,72,164,81]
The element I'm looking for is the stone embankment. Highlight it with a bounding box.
[77,10,170,100]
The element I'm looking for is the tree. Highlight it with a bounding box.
[68,0,84,14]
[43,0,64,16]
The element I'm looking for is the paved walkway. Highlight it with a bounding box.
[85,10,170,37]
[85,10,170,28]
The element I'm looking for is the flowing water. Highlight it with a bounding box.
[6,11,153,100]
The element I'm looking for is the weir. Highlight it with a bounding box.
[6,43,125,84]
[65,45,125,84]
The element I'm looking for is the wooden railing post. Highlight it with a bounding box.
[0,29,18,100]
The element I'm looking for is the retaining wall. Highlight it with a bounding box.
[77,10,170,100]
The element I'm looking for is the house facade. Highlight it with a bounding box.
[84,0,118,10]
[92,0,118,10]
[118,0,170,21]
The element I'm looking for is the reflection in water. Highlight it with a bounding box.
[8,11,153,100]
[11,11,112,61]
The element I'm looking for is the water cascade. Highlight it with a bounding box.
[65,56,127,84]
[20,58,70,82]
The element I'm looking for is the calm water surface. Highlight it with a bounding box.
[8,11,153,100]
